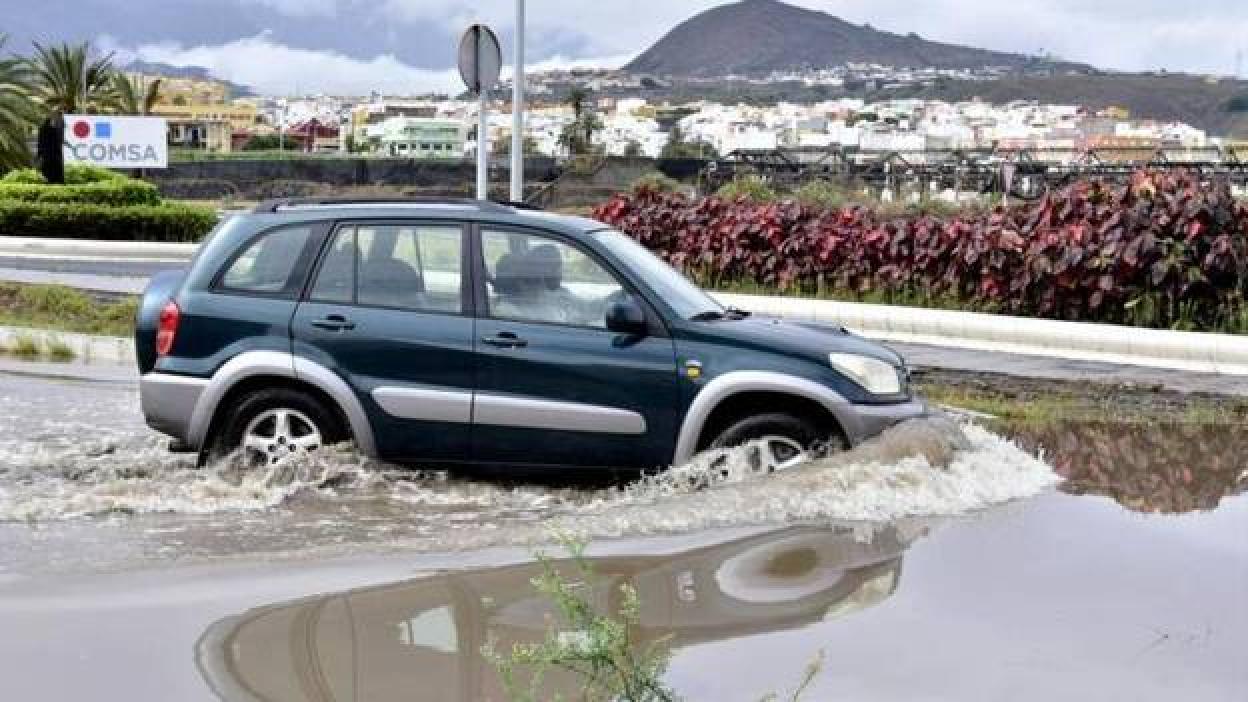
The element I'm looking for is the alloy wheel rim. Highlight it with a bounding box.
[241,408,323,467]
[753,435,808,473]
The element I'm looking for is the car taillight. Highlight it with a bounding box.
[156,301,180,356]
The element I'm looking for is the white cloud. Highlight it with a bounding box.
[126,35,463,95]
[238,0,338,18]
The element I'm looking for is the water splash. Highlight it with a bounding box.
[0,416,1057,534]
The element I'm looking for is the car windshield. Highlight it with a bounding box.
[591,228,723,320]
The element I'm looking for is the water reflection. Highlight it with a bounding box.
[1015,421,1248,514]
[195,524,919,701]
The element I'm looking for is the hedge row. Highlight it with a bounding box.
[593,170,1248,332]
[1,164,126,185]
[0,201,217,242]
[0,180,161,206]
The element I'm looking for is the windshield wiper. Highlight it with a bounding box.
[690,310,726,321]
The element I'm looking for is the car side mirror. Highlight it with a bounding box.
[606,299,647,336]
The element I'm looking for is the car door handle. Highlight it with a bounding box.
[311,315,355,331]
[481,332,528,348]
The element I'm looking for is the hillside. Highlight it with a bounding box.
[625,0,1081,77]
[902,73,1248,138]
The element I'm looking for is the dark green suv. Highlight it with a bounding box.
[136,198,924,473]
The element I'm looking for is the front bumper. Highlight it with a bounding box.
[838,398,928,446]
[139,372,208,446]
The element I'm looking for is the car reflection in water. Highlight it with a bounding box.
[195,524,920,701]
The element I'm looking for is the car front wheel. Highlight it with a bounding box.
[708,412,839,474]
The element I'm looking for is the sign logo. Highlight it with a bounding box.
[63,115,167,169]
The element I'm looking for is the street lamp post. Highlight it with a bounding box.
[510,0,526,202]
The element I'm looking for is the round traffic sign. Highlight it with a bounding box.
[458,24,502,95]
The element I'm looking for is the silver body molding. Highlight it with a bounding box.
[474,393,646,435]
[670,370,927,466]
[372,385,473,424]
[140,351,379,458]
[371,383,646,435]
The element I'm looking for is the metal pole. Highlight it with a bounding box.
[510,0,525,201]
[477,89,489,200]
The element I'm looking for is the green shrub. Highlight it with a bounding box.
[792,180,849,209]
[1,164,126,185]
[715,174,777,203]
[65,163,126,184]
[1,168,47,185]
[0,201,217,242]
[0,180,160,206]
[632,171,681,193]
[8,333,39,358]
[46,337,75,361]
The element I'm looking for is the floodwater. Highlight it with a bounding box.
[0,365,1245,701]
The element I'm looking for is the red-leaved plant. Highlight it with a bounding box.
[593,171,1248,331]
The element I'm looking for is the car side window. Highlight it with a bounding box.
[481,229,624,328]
[220,225,313,295]
[310,223,463,314]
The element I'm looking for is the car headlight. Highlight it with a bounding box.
[828,353,903,395]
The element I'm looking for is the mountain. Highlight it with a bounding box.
[123,60,256,98]
[625,0,1085,77]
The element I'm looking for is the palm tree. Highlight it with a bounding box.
[566,87,589,118]
[105,72,162,115]
[559,87,602,156]
[0,36,35,170]
[25,41,116,116]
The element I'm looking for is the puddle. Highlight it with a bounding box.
[195,523,921,702]
[1012,421,1248,514]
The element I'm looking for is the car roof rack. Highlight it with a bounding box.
[252,196,544,214]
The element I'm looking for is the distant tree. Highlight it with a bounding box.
[242,134,284,151]
[494,134,538,156]
[660,125,718,159]
[557,87,603,157]
[0,36,35,170]
[105,73,162,115]
[172,94,188,106]
[25,41,115,116]
[565,86,589,121]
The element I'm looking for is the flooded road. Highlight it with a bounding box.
[0,364,1245,700]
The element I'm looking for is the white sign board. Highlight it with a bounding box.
[63,115,168,169]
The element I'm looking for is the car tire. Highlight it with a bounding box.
[200,388,344,468]
[708,412,841,473]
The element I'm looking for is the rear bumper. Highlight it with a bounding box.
[139,372,208,446]
[839,398,928,446]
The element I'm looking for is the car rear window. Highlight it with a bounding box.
[219,225,314,296]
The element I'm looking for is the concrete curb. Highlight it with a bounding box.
[0,326,135,365]
[0,236,196,262]
[714,292,1248,376]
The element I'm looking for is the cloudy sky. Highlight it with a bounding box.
[5,0,1247,94]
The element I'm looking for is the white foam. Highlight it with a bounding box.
[0,417,1058,542]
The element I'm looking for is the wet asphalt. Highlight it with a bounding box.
[0,360,1244,701]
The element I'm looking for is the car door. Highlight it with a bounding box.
[471,225,680,470]
[292,219,476,463]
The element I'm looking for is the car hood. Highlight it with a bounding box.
[682,315,904,367]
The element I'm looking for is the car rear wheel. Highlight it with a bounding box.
[708,412,838,474]
[202,388,343,468]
